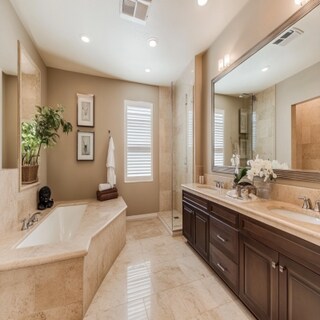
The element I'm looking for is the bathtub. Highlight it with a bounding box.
[17,204,87,248]
[0,198,127,319]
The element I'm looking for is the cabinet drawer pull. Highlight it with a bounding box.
[217,263,226,272]
[279,265,286,273]
[271,261,278,269]
[216,234,227,243]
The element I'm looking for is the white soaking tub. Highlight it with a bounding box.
[17,204,87,248]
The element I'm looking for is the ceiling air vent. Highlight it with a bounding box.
[120,0,152,25]
[272,27,304,46]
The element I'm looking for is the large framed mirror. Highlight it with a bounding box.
[212,1,320,182]
[18,41,41,189]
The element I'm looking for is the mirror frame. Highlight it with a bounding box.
[18,41,41,190]
[211,0,320,182]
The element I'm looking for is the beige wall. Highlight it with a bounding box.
[202,0,299,174]
[0,0,47,234]
[47,68,159,215]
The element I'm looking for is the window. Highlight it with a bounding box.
[124,100,153,182]
[214,109,224,166]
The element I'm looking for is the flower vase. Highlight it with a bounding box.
[253,177,271,199]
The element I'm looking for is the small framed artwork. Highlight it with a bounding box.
[239,110,248,134]
[77,131,94,161]
[77,93,94,127]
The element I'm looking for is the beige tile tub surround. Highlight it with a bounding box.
[182,183,320,246]
[0,197,127,319]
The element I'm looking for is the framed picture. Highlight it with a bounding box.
[77,93,94,127]
[239,110,248,134]
[77,131,94,161]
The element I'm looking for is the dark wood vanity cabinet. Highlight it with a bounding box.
[182,190,320,320]
[240,216,320,320]
[182,191,209,261]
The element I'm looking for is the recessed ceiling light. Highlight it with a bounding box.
[197,0,208,6]
[261,66,269,72]
[148,38,158,48]
[81,35,90,43]
[145,68,151,73]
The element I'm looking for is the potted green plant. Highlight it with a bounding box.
[21,105,72,184]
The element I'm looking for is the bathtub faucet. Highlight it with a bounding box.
[21,212,41,231]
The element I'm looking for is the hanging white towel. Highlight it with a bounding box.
[106,137,116,187]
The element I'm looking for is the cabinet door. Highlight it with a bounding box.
[182,203,195,244]
[279,255,320,320]
[194,210,209,261]
[240,235,279,320]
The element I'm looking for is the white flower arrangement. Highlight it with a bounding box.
[247,155,277,182]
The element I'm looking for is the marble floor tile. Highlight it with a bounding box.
[84,217,253,320]
[85,299,148,320]
[196,300,255,320]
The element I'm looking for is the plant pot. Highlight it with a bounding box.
[253,176,271,199]
[22,165,39,184]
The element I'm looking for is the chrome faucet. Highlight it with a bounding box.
[21,212,41,231]
[299,196,312,209]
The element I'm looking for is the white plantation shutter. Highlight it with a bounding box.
[214,109,224,166]
[125,100,153,182]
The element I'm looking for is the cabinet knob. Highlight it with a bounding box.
[217,263,226,272]
[216,234,227,243]
[279,265,286,273]
[271,261,278,269]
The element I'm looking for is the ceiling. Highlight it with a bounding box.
[10,0,249,86]
[215,4,320,95]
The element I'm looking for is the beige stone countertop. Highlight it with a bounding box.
[182,184,320,247]
[0,197,127,271]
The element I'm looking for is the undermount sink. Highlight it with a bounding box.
[270,208,320,225]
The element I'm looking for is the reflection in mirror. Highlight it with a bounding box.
[18,42,41,187]
[292,96,320,170]
[212,4,320,176]
[2,72,18,168]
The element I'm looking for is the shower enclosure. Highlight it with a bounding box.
[158,62,195,234]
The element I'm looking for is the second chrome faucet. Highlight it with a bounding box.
[21,212,41,231]
[299,196,320,211]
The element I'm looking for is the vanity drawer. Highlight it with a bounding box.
[210,216,239,263]
[210,202,239,228]
[210,244,239,294]
[183,191,209,212]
